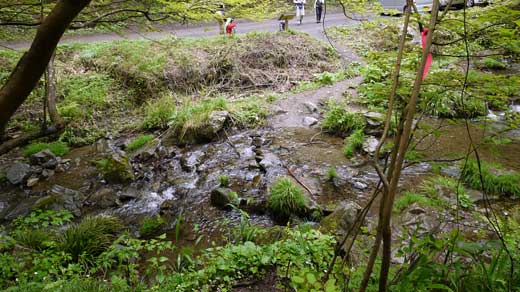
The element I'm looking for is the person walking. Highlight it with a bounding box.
[294,0,306,25]
[225,17,237,35]
[315,0,324,23]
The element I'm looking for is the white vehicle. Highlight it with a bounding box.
[440,0,487,8]
[379,0,434,12]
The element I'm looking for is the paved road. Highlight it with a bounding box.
[0,12,354,50]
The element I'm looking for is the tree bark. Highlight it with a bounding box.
[45,52,64,128]
[0,0,92,139]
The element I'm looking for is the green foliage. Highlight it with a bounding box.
[23,141,69,157]
[127,134,154,152]
[322,102,366,136]
[394,192,436,213]
[481,57,507,70]
[13,209,73,229]
[140,215,166,236]
[142,94,176,130]
[326,167,339,182]
[293,70,351,93]
[267,177,307,220]
[343,128,365,158]
[57,216,122,261]
[218,175,230,187]
[421,175,473,209]
[461,159,520,197]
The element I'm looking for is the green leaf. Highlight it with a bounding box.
[292,275,305,284]
[306,273,317,284]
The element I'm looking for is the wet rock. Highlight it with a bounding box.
[30,150,56,166]
[319,201,362,235]
[136,145,157,161]
[119,187,140,201]
[271,106,287,115]
[6,163,31,185]
[259,152,282,170]
[304,102,318,113]
[90,188,120,208]
[408,204,426,215]
[3,198,37,220]
[364,111,384,127]
[352,180,368,190]
[180,150,205,172]
[210,187,237,209]
[26,177,39,187]
[159,199,181,217]
[303,117,319,127]
[99,153,134,184]
[41,169,55,179]
[362,136,379,154]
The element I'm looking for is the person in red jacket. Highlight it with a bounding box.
[225,18,237,35]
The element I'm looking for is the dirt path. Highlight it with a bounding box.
[0,12,353,51]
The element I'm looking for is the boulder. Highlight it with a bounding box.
[320,201,362,235]
[362,136,379,154]
[210,187,237,209]
[6,163,31,185]
[303,116,319,127]
[30,149,56,166]
[304,102,318,113]
[90,188,120,208]
[99,153,135,183]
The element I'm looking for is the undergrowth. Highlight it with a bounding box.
[461,159,520,197]
[24,142,69,157]
[267,177,307,220]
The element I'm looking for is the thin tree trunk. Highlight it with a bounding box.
[377,1,440,291]
[45,53,64,128]
[0,0,92,139]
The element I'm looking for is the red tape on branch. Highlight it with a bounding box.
[421,28,433,80]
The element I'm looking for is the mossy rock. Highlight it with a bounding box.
[319,202,362,235]
[33,194,65,210]
[210,187,237,209]
[97,153,135,184]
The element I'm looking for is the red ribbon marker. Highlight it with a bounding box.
[421,28,433,80]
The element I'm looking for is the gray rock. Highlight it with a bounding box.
[408,204,426,215]
[90,188,120,208]
[164,111,229,145]
[30,149,56,165]
[304,102,318,113]
[259,152,282,170]
[362,136,379,154]
[26,177,39,187]
[271,106,287,115]
[180,150,205,172]
[99,153,135,183]
[352,180,368,190]
[6,163,31,185]
[320,201,362,235]
[303,117,319,127]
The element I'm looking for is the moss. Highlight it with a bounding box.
[140,215,166,236]
[481,57,507,70]
[142,94,176,130]
[127,134,154,152]
[326,167,338,182]
[393,192,435,213]
[23,142,69,157]
[32,194,64,211]
[97,155,135,184]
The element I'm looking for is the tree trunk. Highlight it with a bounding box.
[0,0,92,139]
[45,53,64,128]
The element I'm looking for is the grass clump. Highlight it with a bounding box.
[219,175,230,187]
[140,215,166,236]
[421,175,473,209]
[321,102,365,136]
[60,73,112,107]
[24,141,69,157]
[127,134,154,152]
[343,129,365,158]
[57,216,122,261]
[268,177,307,220]
[394,192,435,213]
[326,167,338,182]
[461,159,520,197]
[481,57,507,70]
[142,94,176,129]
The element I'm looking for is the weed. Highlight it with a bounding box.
[267,177,307,220]
[127,134,154,152]
[23,141,69,157]
[59,73,112,107]
[218,175,230,187]
[394,192,435,213]
[461,159,520,197]
[326,167,338,182]
[140,215,166,236]
[481,57,506,70]
[343,129,365,158]
[14,229,52,251]
[420,175,473,208]
[321,102,365,136]
[57,216,122,261]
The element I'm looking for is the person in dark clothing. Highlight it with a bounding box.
[315,0,324,23]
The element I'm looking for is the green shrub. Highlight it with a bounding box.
[343,129,365,158]
[14,229,52,251]
[140,215,166,235]
[228,98,267,128]
[57,216,122,261]
[461,159,520,197]
[267,177,307,219]
[142,95,176,129]
[169,97,227,139]
[127,134,154,152]
[24,142,69,157]
[482,57,506,70]
[322,103,365,136]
